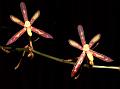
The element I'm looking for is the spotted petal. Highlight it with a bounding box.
[90,50,113,62]
[31,26,53,39]
[78,25,86,46]
[6,28,26,45]
[71,51,86,77]
[20,2,28,21]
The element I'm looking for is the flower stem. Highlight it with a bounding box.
[0,45,120,70]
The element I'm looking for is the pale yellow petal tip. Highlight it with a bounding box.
[96,33,101,40]
[93,33,101,42]
[37,10,40,14]
[33,10,40,19]
[68,39,74,45]
[68,39,71,43]
[10,15,15,21]
[10,15,13,18]
[97,34,101,39]
[35,10,40,16]
[10,15,20,23]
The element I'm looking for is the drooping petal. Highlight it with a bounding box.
[90,50,113,62]
[30,10,40,25]
[20,2,28,21]
[10,15,24,26]
[6,28,26,45]
[89,34,101,48]
[31,26,53,39]
[68,39,83,50]
[14,51,25,70]
[78,25,86,46]
[71,51,86,77]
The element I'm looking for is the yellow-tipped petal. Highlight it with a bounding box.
[10,15,24,26]
[92,34,101,43]
[32,10,40,20]
[68,39,76,46]
[68,39,83,50]
[10,15,21,23]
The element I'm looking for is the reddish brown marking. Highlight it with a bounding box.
[7,2,53,45]
[20,2,28,21]
[90,50,113,62]
[78,25,86,46]
[6,28,26,45]
[69,25,113,78]
[71,52,85,77]
[31,27,53,39]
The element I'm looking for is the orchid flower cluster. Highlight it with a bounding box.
[3,2,113,77]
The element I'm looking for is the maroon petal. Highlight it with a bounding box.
[20,2,28,21]
[6,28,26,45]
[71,51,86,77]
[90,50,113,62]
[31,26,53,39]
[78,25,86,46]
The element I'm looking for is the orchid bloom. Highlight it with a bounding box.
[69,25,113,77]
[6,2,53,45]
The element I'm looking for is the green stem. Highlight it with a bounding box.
[32,49,75,65]
[92,65,120,70]
[0,45,120,70]
[0,45,28,51]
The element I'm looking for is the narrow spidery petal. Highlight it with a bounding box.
[31,26,53,39]
[68,39,83,50]
[90,50,113,62]
[10,15,24,26]
[71,51,86,77]
[30,10,40,25]
[6,28,26,45]
[15,50,26,70]
[20,2,28,21]
[89,34,101,48]
[78,25,86,46]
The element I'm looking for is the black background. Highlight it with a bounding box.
[0,0,120,89]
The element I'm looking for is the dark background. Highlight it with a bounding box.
[0,0,120,89]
